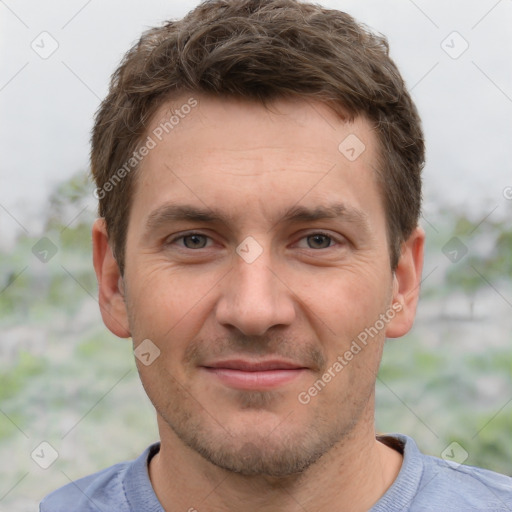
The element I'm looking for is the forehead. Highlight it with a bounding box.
[130,94,384,232]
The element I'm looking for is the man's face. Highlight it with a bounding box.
[113,95,412,476]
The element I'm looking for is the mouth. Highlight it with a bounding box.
[200,359,309,390]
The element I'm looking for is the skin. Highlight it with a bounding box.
[93,94,424,512]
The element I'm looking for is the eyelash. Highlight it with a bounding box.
[166,231,344,250]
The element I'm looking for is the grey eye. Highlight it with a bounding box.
[182,234,208,249]
[307,234,332,249]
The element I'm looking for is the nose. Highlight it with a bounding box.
[215,250,296,337]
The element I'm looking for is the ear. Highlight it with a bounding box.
[385,226,425,338]
[92,218,131,338]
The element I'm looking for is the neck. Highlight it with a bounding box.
[149,409,402,512]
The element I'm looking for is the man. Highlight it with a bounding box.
[41,0,512,510]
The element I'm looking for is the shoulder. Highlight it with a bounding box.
[39,462,131,512]
[374,434,512,512]
[420,452,512,510]
[39,462,128,512]
[39,444,160,512]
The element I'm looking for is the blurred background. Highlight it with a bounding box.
[1,0,511,510]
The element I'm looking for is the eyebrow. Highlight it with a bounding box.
[280,204,369,228]
[144,202,371,236]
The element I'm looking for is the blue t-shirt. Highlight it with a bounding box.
[40,434,512,511]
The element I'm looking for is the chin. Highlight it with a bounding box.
[189,430,330,477]
[163,403,350,478]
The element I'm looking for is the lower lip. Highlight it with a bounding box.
[202,367,307,390]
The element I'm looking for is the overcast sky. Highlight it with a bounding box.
[1,0,511,244]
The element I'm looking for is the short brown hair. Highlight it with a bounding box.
[91,0,424,274]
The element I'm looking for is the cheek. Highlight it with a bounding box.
[125,264,228,368]
[302,265,389,328]
[299,270,392,378]
[129,260,222,315]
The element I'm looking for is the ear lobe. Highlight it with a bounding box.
[385,226,425,339]
[92,218,131,338]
